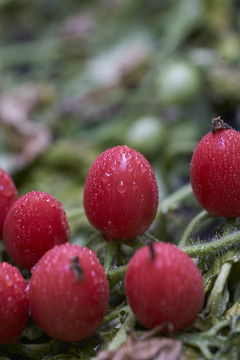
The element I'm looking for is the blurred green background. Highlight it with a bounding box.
[0,0,240,227]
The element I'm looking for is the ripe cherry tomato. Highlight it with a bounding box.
[0,262,29,345]
[29,243,109,342]
[0,168,17,238]
[191,117,240,217]
[3,191,70,268]
[83,145,159,240]
[125,242,204,332]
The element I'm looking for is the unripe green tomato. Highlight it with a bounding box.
[156,61,201,105]
[125,116,166,154]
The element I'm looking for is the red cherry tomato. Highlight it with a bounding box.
[0,168,17,238]
[191,118,240,217]
[0,262,29,345]
[83,145,159,240]
[125,242,204,332]
[29,243,109,342]
[3,191,70,269]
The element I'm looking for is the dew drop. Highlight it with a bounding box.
[135,156,141,165]
[110,160,118,171]
[117,180,127,194]
[100,172,112,183]
[22,197,29,206]
[126,152,132,160]
[140,163,147,174]
[106,183,111,191]
[48,225,53,234]
[132,181,138,191]
[127,164,133,173]
[91,270,96,277]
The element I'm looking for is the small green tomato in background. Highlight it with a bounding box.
[156,60,201,105]
[124,115,166,154]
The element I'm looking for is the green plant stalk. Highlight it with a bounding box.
[104,241,116,274]
[107,309,136,351]
[102,306,130,325]
[0,340,67,360]
[183,230,240,259]
[207,262,232,315]
[157,182,194,240]
[178,209,211,247]
[107,265,127,288]
[66,207,85,221]
[158,182,193,215]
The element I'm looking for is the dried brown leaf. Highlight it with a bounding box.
[0,83,52,171]
[60,12,96,38]
[93,335,184,360]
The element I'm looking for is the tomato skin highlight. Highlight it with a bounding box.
[29,243,109,342]
[3,191,70,269]
[0,168,18,238]
[190,128,240,217]
[0,262,29,345]
[125,242,204,332]
[83,145,159,240]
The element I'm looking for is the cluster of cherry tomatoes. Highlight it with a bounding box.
[1,117,239,346]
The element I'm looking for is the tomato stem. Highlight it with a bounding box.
[157,183,193,239]
[146,240,156,260]
[182,230,240,260]
[207,262,232,316]
[178,210,211,247]
[0,339,68,359]
[158,183,193,215]
[102,305,130,325]
[66,206,85,220]
[107,308,136,351]
[107,265,127,288]
[70,256,85,282]
[104,241,116,274]
[211,116,231,133]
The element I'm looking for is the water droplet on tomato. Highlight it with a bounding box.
[126,152,132,160]
[110,160,118,171]
[135,156,141,165]
[140,164,147,174]
[127,164,133,173]
[117,180,127,194]
[22,197,29,206]
[106,183,111,191]
[132,181,138,191]
[100,172,112,183]
[91,270,96,277]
